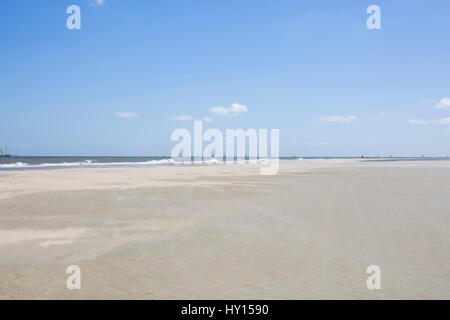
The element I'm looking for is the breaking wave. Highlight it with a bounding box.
[0,158,268,170]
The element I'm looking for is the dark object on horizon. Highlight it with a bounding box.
[0,146,11,158]
[361,155,364,158]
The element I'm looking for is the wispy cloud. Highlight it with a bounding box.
[435,97,450,109]
[419,98,435,103]
[317,115,357,123]
[90,0,105,6]
[408,119,428,125]
[210,103,248,116]
[12,144,31,148]
[115,112,138,118]
[170,115,192,121]
[409,117,450,125]
[306,141,329,147]
[202,116,213,122]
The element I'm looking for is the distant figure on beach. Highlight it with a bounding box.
[361,155,364,158]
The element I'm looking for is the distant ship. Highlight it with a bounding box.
[0,146,11,157]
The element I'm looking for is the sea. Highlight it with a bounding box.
[0,156,448,170]
[0,156,178,170]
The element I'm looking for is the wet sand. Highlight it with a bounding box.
[0,159,449,299]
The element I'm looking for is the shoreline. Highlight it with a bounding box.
[1,156,449,171]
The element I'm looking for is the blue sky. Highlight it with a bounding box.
[1,0,449,157]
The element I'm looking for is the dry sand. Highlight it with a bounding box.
[0,159,449,299]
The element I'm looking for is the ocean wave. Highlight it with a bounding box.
[0,159,176,169]
[0,158,255,170]
[0,162,29,168]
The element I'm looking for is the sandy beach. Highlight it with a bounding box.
[0,159,449,299]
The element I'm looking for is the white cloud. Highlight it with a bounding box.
[115,112,138,118]
[435,97,450,109]
[437,118,450,124]
[202,116,213,122]
[91,0,105,6]
[408,119,428,125]
[317,115,357,123]
[409,117,450,125]
[171,115,192,121]
[210,103,248,116]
